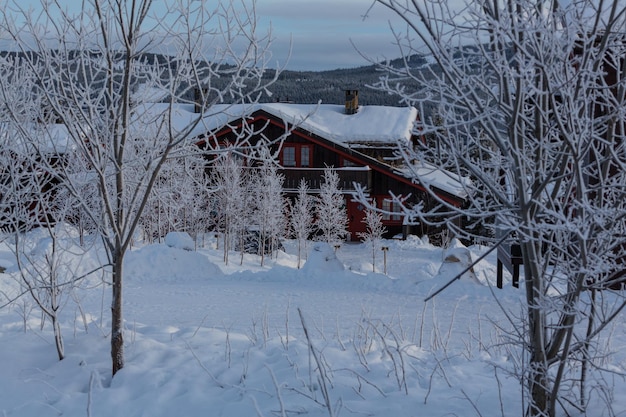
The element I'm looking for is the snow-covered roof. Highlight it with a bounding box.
[398,162,472,199]
[256,103,418,145]
[143,102,419,145]
[0,122,77,154]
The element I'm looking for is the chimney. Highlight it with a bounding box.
[194,87,208,113]
[345,89,358,115]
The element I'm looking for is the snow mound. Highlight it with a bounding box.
[164,232,195,251]
[301,242,344,277]
[125,243,222,283]
[434,240,478,283]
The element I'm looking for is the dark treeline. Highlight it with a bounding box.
[259,55,431,107]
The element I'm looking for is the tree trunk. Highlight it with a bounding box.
[528,361,550,417]
[52,315,65,361]
[522,237,552,417]
[111,250,125,376]
[297,240,302,269]
[580,288,597,409]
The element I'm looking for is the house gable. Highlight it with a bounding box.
[198,108,467,208]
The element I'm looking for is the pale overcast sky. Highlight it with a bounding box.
[11,0,407,71]
[256,0,406,71]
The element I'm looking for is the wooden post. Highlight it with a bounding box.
[382,246,389,275]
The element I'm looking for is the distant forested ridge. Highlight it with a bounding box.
[261,55,431,107]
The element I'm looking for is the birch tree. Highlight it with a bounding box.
[316,167,348,245]
[370,1,626,416]
[211,151,249,266]
[180,157,214,248]
[0,0,276,376]
[250,148,286,266]
[142,154,208,244]
[289,178,314,268]
[358,207,387,273]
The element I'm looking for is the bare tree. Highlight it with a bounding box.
[12,220,73,362]
[316,167,348,246]
[0,139,97,361]
[181,158,214,249]
[59,152,102,248]
[370,0,626,416]
[289,178,315,269]
[141,153,208,245]
[210,151,249,266]
[0,0,276,376]
[358,207,387,273]
[250,147,286,266]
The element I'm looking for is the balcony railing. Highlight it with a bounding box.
[279,167,371,192]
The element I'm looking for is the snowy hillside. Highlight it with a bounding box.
[1,233,624,417]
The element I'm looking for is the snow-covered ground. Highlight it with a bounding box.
[1,232,625,417]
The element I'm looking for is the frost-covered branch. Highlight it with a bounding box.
[369,0,626,415]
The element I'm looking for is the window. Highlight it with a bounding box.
[282,146,296,167]
[280,144,313,167]
[300,146,310,167]
[382,198,402,221]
